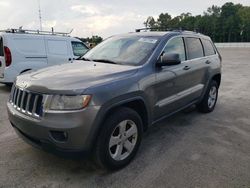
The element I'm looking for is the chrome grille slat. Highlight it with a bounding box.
[13,87,18,105]
[20,91,26,109]
[26,93,31,112]
[10,86,15,102]
[32,95,38,114]
[9,85,44,119]
[16,89,21,107]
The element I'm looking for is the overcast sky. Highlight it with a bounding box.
[0,0,249,38]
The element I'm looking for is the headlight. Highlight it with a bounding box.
[50,95,91,110]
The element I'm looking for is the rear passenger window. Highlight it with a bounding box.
[202,39,216,56]
[163,37,186,61]
[186,38,204,60]
[0,37,3,56]
[47,40,68,55]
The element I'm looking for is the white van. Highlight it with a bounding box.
[0,29,89,84]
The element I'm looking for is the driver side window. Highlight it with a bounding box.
[162,37,186,62]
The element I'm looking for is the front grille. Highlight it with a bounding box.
[10,85,44,118]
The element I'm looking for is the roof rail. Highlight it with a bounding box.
[0,27,73,36]
[135,27,200,34]
[135,27,183,32]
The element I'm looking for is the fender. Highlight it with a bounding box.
[199,72,221,103]
[84,92,152,149]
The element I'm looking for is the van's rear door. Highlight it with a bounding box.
[0,36,5,78]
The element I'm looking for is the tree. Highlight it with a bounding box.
[144,16,157,28]
[220,2,243,42]
[143,2,250,42]
[238,6,250,41]
[206,5,221,17]
[157,13,172,29]
[78,35,103,45]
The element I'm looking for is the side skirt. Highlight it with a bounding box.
[151,99,199,126]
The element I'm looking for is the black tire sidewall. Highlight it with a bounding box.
[198,80,218,113]
[96,107,143,170]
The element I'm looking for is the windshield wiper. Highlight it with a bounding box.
[92,59,118,65]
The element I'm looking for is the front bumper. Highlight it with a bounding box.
[7,102,101,153]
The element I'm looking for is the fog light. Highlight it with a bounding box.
[50,131,68,142]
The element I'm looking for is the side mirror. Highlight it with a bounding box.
[157,53,181,67]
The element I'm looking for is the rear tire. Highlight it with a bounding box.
[94,107,143,170]
[197,80,218,113]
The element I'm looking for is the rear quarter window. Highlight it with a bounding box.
[185,37,204,60]
[0,37,3,56]
[201,39,216,56]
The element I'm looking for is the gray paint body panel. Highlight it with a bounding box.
[7,31,222,152]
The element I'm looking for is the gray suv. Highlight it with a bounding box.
[7,30,222,170]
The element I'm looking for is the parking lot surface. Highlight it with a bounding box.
[0,48,250,188]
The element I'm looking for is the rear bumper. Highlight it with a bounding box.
[0,67,18,83]
[7,102,101,154]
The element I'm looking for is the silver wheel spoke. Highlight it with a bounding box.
[124,140,134,153]
[125,124,137,138]
[208,86,217,108]
[211,95,216,100]
[119,120,127,134]
[113,144,123,160]
[208,98,211,106]
[109,136,120,147]
[109,119,138,161]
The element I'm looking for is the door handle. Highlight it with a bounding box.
[183,66,191,70]
[205,60,211,64]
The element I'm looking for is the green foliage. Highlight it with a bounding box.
[144,2,250,42]
[78,35,103,45]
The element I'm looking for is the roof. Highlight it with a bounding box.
[113,31,171,38]
[115,30,208,40]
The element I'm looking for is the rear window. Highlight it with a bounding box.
[202,39,216,56]
[186,37,204,60]
[0,37,3,56]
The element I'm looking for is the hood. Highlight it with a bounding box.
[16,61,139,94]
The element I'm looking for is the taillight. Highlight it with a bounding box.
[4,46,12,67]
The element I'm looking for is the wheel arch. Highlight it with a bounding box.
[20,69,32,74]
[211,73,221,88]
[102,97,151,132]
[88,96,151,151]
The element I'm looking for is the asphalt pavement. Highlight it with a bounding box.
[0,48,250,188]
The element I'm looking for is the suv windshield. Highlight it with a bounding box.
[83,36,159,66]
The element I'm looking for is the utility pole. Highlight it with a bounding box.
[38,0,42,31]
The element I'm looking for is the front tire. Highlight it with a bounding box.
[197,80,218,113]
[94,107,143,170]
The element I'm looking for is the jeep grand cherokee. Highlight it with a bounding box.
[7,30,222,170]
